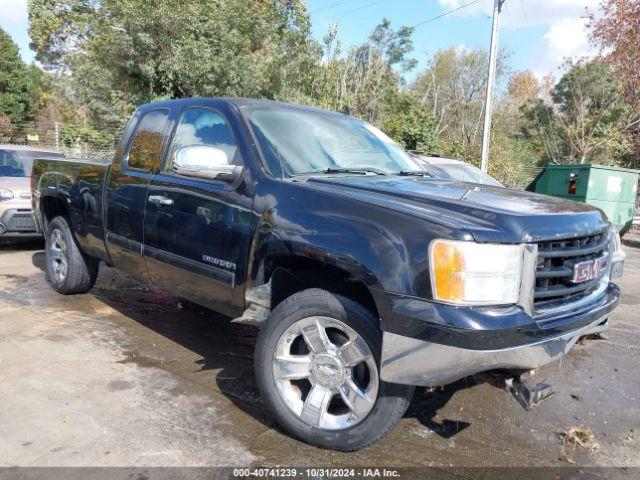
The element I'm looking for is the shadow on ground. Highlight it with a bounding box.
[0,239,44,251]
[29,251,478,442]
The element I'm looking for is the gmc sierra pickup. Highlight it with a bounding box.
[32,98,624,451]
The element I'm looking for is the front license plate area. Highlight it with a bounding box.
[610,259,624,279]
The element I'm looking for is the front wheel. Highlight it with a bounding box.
[254,288,413,451]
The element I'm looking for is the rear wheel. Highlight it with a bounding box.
[254,288,414,451]
[45,216,98,294]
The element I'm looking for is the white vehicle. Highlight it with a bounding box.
[0,145,64,242]
[413,154,504,187]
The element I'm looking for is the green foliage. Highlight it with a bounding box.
[59,122,116,149]
[487,133,540,188]
[411,47,509,148]
[30,0,318,104]
[295,19,416,125]
[28,0,97,70]
[588,0,640,170]
[27,0,323,148]
[0,27,37,138]
[368,19,416,73]
[383,94,438,151]
[9,1,636,183]
[522,60,635,165]
[26,2,424,153]
[520,98,561,163]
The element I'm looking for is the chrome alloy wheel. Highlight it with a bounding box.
[272,316,379,430]
[49,228,69,283]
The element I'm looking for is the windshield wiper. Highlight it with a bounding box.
[323,167,387,175]
[291,167,388,177]
[396,170,433,177]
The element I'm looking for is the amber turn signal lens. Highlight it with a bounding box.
[429,239,523,305]
[431,240,465,302]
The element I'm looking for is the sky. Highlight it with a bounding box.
[1,0,601,81]
[306,0,601,80]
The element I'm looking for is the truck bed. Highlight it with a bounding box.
[32,156,112,261]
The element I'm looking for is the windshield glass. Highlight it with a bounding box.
[428,162,503,187]
[246,107,423,176]
[0,150,57,177]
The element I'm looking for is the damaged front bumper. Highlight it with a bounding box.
[379,283,620,387]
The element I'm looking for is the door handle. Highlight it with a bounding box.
[196,206,212,224]
[148,194,174,206]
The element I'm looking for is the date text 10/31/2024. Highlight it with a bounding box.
[232,468,401,478]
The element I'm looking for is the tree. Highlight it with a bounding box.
[28,0,97,72]
[29,0,319,122]
[305,19,416,125]
[588,0,640,169]
[522,60,635,165]
[506,71,540,106]
[588,0,640,103]
[383,93,437,152]
[411,47,509,150]
[0,27,37,140]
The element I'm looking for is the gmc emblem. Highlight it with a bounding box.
[572,257,606,283]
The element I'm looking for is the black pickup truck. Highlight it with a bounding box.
[32,98,624,451]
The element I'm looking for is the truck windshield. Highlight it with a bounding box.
[246,108,424,177]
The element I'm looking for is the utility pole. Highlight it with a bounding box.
[54,121,60,151]
[480,0,505,174]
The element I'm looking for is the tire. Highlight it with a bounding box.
[44,216,99,294]
[254,288,414,451]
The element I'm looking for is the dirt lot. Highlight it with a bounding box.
[0,241,639,468]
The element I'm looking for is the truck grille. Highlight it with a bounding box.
[7,213,37,232]
[534,231,609,309]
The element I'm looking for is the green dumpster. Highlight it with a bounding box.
[528,164,639,234]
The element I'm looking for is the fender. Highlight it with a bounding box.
[238,180,427,323]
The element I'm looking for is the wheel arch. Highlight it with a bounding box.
[244,250,385,325]
[39,194,70,231]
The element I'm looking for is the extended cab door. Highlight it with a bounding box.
[143,104,253,317]
[104,108,171,280]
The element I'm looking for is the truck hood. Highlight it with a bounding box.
[0,177,31,196]
[305,175,608,243]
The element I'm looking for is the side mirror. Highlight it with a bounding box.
[172,145,243,182]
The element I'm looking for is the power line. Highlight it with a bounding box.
[316,0,387,21]
[316,0,484,30]
[310,0,358,15]
[411,0,484,29]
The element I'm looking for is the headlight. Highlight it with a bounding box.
[609,224,625,279]
[0,189,14,201]
[609,225,622,253]
[429,239,523,305]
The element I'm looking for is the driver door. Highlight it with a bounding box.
[143,105,248,317]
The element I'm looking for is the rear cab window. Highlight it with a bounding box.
[126,108,171,172]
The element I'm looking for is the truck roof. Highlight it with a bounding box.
[139,97,347,116]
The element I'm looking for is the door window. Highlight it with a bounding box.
[165,107,240,172]
[126,109,170,172]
